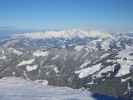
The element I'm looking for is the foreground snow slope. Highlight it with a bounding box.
[0,77,95,100]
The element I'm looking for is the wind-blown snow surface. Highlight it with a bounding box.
[0,77,95,100]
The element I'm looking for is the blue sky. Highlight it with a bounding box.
[0,0,133,36]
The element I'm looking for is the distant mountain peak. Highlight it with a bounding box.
[13,29,111,39]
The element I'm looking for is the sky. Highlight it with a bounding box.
[0,0,133,36]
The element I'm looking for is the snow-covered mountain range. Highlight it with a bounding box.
[0,29,133,99]
[13,29,111,39]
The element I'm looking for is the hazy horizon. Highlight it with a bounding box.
[0,0,133,37]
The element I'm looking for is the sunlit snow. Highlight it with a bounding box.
[17,59,35,66]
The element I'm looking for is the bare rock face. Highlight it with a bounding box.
[129,65,133,73]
